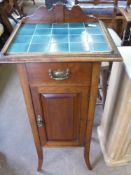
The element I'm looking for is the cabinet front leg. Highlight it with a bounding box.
[84,143,92,170]
[84,63,100,170]
[17,64,44,172]
[37,147,43,171]
[84,119,94,170]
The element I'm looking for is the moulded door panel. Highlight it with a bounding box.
[41,93,79,141]
[31,86,90,147]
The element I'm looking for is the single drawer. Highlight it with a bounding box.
[26,62,92,86]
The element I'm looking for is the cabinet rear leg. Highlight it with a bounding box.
[84,145,92,170]
[37,158,43,172]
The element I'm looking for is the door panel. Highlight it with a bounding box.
[31,86,89,146]
[41,93,79,141]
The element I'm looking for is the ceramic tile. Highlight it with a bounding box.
[90,35,106,43]
[52,29,68,35]
[34,28,52,35]
[69,29,86,35]
[37,23,52,29]
[52,23,68,28]
[86,28,101,35]
[69,23,84,28]
[17,28,35,35]
[84,23,100,28]
[69,34,88,43]
[13,35,32,43]
[7,22,111,54]
[51,35,68,43]
[32,35,50,44]
[28,44,48,52]
[90,43,110,52]
[8,43,28,53]
[70,43,89,52]
[49,43,69,52]
[21,24,36,29]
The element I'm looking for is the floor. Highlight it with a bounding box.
[0,1,131,175]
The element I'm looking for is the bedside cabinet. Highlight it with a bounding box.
[0,3,121,171]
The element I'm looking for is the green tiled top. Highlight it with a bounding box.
[7,22,112,54]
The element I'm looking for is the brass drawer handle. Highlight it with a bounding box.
[48,68,70,80]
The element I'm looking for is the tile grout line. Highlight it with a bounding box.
[27,24,38,53]
[47,24,53,52]
[84,22,91,52]
[68,23,70,53]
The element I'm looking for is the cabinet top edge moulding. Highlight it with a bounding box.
[0,3,122,63]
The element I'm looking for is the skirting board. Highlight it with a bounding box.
[97,126,131,167]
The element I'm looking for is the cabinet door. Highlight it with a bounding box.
[31,86,89,147]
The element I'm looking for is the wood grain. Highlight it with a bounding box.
[26,62,92,86]
[29,85,90,147]
[84,62,101,170]
[22,3,98,23]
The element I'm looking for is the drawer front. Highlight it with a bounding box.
[26,62,92,85]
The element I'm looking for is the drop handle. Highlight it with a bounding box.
[48,68,70,80]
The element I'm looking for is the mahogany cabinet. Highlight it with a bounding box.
[16,61,100,171]
[26,62,92,147]
[0,3,121,172]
